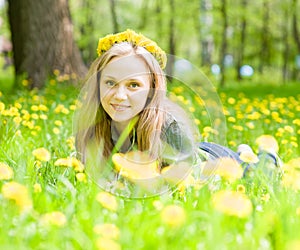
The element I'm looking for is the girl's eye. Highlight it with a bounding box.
[106,80,116,87]
[129,82,140,88]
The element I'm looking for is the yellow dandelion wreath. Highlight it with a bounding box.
[97,29,167,69]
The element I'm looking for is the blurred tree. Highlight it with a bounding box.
[109,0,119,33]
[199,0,213,66]
[292,0,300,52]
[155,0,163,39]
[166,0,176,78]
[7,0,87,88]
[258,0,271,73]
[281,1,291,83]
[219,0,228,87]
[235,0,248,81]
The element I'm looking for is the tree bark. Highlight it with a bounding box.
[166,0,176,79]
[236,0,247,81]
[109,0,119,33]
[7,0,87,89]
[199,0,213,66]
[282,3,290,83]
[292,0,300,52]
[258,0,271,73]
[219,0,228,87]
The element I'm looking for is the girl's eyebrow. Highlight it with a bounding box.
[102,75,116,79]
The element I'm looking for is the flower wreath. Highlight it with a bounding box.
[97,29,167,69]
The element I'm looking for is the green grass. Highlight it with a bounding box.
[1,75,300,250]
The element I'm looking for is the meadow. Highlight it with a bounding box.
[1,69,300,250]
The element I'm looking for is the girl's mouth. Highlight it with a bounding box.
[111,104,130,111]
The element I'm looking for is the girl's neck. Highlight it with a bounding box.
[111,120,130,135]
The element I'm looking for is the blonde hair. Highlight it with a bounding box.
[74,42,167,163]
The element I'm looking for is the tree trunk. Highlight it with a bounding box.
[166,0,176,79]
[109,0,119,33]
[282,2,290,83]
[199,0,213,66]
[155,0,163,39]
[219,0,228,87]
[7,0,87,89]
[236,0,247,81]
[258,0,271,73]
[292,0,300,52]
[139,0,149,30]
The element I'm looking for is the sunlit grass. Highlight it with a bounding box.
[1,75,300,249]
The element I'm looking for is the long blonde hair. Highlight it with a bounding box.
[74,42,167,163]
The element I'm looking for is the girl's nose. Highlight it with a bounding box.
[113,86,127,101]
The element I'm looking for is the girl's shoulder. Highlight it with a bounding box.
[161,98,199,151]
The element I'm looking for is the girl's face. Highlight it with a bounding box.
[100,55,151,127]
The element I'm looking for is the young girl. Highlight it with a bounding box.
[74,29,199,196]
[74,29,281,196]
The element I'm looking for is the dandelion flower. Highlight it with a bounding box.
[40,211,67,227]
[215,157,244,182]
[285,240,300,250]
[33,183,42,193]
[76,173,87,182]
[93,223,120,240]
[153,200,164,211]
[239,151,259,164]
[236,184,246,193]
[282,158,300,191]
[212,190,253,218]
[96,238,121,250]
[54,157,84,172]
[32,148,51,162]
[160,204,186,227]
[0,162,14,180]
[96,192,118,212]
[255,135,279,153]
[1,181,32,211]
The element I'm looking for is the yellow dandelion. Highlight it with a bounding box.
[71,158,85,172]
[215,157,244,182]
[296,207,300,216]
[53,127,60,134]
[285,240,300,250]
[0,162,14,180]
[39,114,48,120]
[31,105,39,111]
[282,158,300,191]
[22,79,29,86]
[96,238,121,250]
[239,151,259,164]
[152,200,164,211]
[54,120,63,126]
[261,193,270,202]
[93,223,120,240]
[256,135,279,153]
[54,157,84,172]
[32,148,51,162]
[40,211,67,227]
[96,192,118,212]
[33,183,42,193]
[31,113,39,120]
[2,181,32,211]
[160,204,186,227]
[236,184,246,193]
[76,173,87,182]
[0,101,5,112]
[212,190,252,218]
[227,97,236,105]
[66,138,75,150]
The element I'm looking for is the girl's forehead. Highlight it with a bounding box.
[102,55,151,80]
